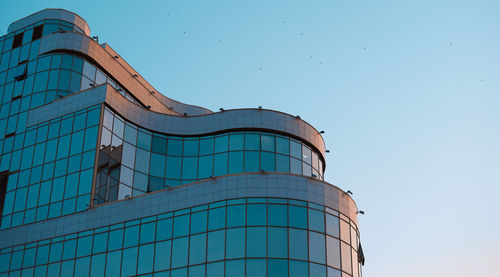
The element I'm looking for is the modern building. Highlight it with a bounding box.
[0,9,363,277]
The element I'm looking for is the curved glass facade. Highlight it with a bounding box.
[0,197,361,277]
[0,10,363,277]
[96,107,325,204]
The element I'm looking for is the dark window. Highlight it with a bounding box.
[0,171,9,222]
[12,33,23,48]
[14,64,27,81]
[32,25,43,41]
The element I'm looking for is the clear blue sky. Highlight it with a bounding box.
[2,1,499,276]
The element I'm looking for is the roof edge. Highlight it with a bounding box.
[7,8,90,35]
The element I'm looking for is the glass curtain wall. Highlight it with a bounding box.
[0,197,362,277]
[96,107,325,204]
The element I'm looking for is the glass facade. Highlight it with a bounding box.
[0,10,363,277]
[96,107,324,204]
[0,197,361,277]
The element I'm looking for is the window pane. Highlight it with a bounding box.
[226,228,245,259]
[341,242,352,274]
[229,134,244,151]
[150,153,166,177]
[182,157,197,180]
[244,151,259,173]
[290,140,301,159]
[269,204,287,226]
[189,233,206,265]
[246,227,266,257]
[173,214,190,238]
[268,259,288,277]
[267,227,288,258]
[289,260,308,277]
[183,139,199,156]
[154,240,171,271]
[289,229,308,261]
[290,158,302,175]
[276,136,289,155]
[276,154,289,173]
[156,218,173,241]
[93,232,108,254]
[208,207,225,231]
[309,208,325,232]
[121,247,138,277]
[190,210,207,234]
[247,204,266,226]
[198,155,213,179]
[260,151,275,171]
[244,133,259,150]
[289,205,307,229]
[171,237,189,268]
[327,236,341,268]
[166,156,181,179]
[326,214,340,238]
[227,205,245,227]
[124,225,139,248]
[214,135,228,153]
[246,259,266,277]
[140,222,156,244]
[199,137,214,155]
[137,244,154,274]
[309,231,325,264]
[228,151,243,174]
[260,135,275,152]
[213,153,227,176]
[225,259,244,277]
[167,138,182,156]
[340,220,350,243]
[207,230,225,262]
[151,136,167,154]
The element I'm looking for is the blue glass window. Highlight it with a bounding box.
[124,225,139,248]
[227,205,245,227]
[154,240,171,271]
[208,207,225,231]
[105,250,122,276]
[156,218,173,241]
[289,229,308,261]
[121,247,138,276]
[246,227,266,257]
[269,204,287,226]
[309,208,325,232]
[198,155,213,178]
[225,259,244,277]
[183,139,198,156]
[268,227,288,258]
[207,230,225,262]
[191,210,207,234]
[309,231,326,264]
[173,214,190,238]
[226,228,245,259]
[171,237,189,268]
[93,232,108,254]
[214,135,228,153]
[213,153,227,176]
[228,151,243,174]
[137,244,154,274]
[244,151,259,172]
[167,138,182,156]
[247,204,266,226]
[140,222,156,244]
[189,233,206,265]
[268,259,288,277]
[199,137,214,155]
